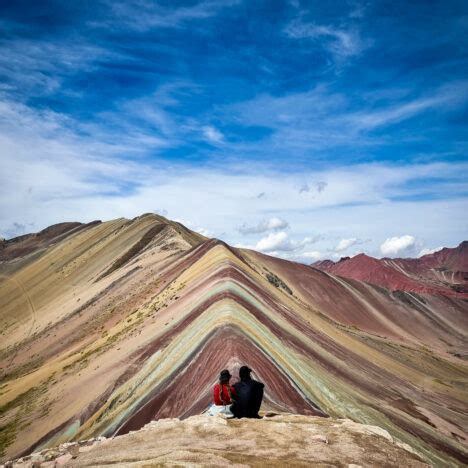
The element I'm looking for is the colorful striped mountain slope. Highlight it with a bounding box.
[0,214,467,465]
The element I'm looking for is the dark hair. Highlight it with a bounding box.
[219,369,231,384]
[239,365,252,379]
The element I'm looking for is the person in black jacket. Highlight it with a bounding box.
[231,366,264,418]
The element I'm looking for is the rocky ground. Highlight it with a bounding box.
[3,413,428,467]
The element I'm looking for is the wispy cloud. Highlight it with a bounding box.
[335,237,362,252]
[99,0,240,30]
[202,125,224,144]
[285,20,365,59]
[346,81,468,131]
[237,217,289,235]
[0,32,114,99]
[218,80,468,159]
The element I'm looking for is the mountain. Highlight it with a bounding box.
[313,242,468,296]
[0,214,467,465]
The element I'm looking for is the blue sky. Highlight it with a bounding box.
[0,0,467,260]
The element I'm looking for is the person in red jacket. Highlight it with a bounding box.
[213,369,236,407]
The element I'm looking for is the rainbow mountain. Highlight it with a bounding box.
[0,213,467,465]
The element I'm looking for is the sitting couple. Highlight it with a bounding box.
[209,366,264,419]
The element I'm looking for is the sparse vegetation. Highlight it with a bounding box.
[0,419,19,458]
[0,374,54,457]
[265,271,293,295]
[0,356,44,384]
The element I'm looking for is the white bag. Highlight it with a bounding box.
[208,403,234,418]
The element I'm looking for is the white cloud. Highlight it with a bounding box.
[202,125,224,144]
[335,237,360,252]
[418,246,443,257]
[100,0,240,31]
[195,227,211,237]
[256,249,327,264]
[300,251,324,261]
[380,235,417,257]
[255,231,289,251]
[237,217,289,235]
[254,231,319,253]
[285,21,364,58]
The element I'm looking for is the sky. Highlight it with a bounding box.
[0,0,467,261]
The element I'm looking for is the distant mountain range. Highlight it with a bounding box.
[313,241,468,296]
[0,214,467,465]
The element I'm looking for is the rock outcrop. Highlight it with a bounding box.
[4,414,428,467]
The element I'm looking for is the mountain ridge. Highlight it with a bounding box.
[312,241,468,296]
[0,214,467,466]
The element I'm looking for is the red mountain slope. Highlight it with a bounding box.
[313,242,468,296]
